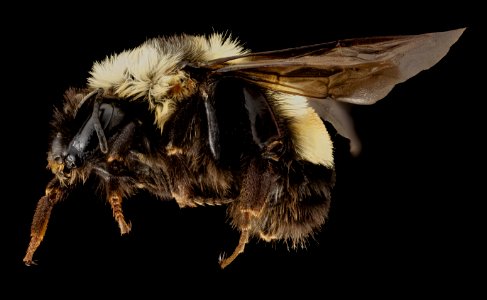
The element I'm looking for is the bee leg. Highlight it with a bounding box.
[24,178,65,266]
[107,186,132,235]
[107,122,136,163]
[103,122,137,234]
[219,159,274,269]
[219,224,250,269]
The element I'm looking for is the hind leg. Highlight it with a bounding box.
[219,159,274,269]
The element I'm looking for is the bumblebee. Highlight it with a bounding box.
[24,28,464,268]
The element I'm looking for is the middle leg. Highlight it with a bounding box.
[107,179,132,235]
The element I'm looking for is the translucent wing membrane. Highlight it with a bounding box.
[206,28,465,104]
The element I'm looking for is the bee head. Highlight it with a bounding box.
[47,89,128,182]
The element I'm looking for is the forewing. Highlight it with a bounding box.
[206,28,465,105]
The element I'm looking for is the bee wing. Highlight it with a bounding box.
[206,28,465,104]
[306,99,362,156]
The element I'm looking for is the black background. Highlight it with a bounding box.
[3,3,483,297]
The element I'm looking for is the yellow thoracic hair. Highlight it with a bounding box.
[87,33,247,131]
[88,33,247,98]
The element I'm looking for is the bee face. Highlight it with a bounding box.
[47,90,135,184]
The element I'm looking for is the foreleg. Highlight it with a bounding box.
[24,178,66,265]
